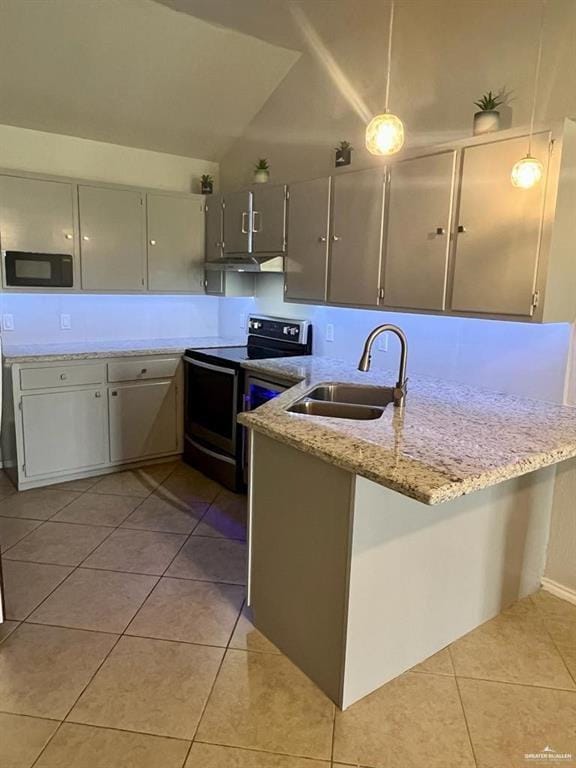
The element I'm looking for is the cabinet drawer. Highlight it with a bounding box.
[107,358,180,382]
[20,363,106,391]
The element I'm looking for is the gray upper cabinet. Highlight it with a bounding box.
[252,184,287,253]
[284,177,330,302]
[223,190,251,254]
[205,194,224,262]
[450,133,550,317]
[147,192,204,292]
[328,168,386,306]
[0,175,76,255]
[383,151,456,311]
[79,185,146,291]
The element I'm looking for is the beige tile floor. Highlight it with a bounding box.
[0,461,574,767]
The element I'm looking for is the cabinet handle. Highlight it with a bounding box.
[332,235,341,242]
[59,373,68,380]
[241,212,249,234]
[435,227,446,235]
[65,233,73,240]
[82,235,90,241]
[318,236,327,243]
[111,390,118,396]
[252,211,262,233]
[457,225,467,233]
[149,239,157,246]
[95,391,101,398]
[140,368,147,374]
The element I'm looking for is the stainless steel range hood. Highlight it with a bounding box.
[205,255,284,273]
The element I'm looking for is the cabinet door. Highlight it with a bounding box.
[329,169,385,306]
[223,191,251,254]
[252,185,287,253]
[205,194,224,262]
[285,178,330,302]
[451,133,550,316]
[0,175,75,254]
[21,388,108,477]
[204,269,224,295]
[147,193,204,292]
[383,152,456,311]
[109,381,178,462]
[79,185,146,290]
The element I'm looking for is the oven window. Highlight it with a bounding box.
[186,362,236,441]
[15,260,52,280]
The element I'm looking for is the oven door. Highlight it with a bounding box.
[184,356,239,455]
[4,251,74,287]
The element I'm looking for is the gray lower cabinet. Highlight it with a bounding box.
[450,132,551,316]
[21,387,108,477]
[79,185,146,291]
[147,192,205,292]
[109,380,179,462]
[328,168,386,306]
[284,177,330,302]
[383,151,456,311]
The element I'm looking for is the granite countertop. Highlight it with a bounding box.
[2,336,247,363]
[238,356,576,505]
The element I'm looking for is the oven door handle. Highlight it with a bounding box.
[183,356,237,375]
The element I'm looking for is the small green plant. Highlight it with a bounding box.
[254,158,270,171]
[335,140,353,152]
[201,174,214,184]
[474,91,503,111]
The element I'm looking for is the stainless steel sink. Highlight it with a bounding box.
[288,399,384,420]
[305,384,395,408]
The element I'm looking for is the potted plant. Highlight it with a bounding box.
[335,140,353,167]
[201,174,214,194]
[473,91,503,135]
[253,159,270,184]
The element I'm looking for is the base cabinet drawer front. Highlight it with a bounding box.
[20,363,106,391]
[109,381,178,462]
[107,358,180,383]
[21,388,108,477]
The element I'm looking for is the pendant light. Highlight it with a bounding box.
[366,0,404,156]
[511,0,546,189]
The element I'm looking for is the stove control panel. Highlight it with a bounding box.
[247,316,311,347]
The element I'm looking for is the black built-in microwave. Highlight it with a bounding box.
[4,251,74,288]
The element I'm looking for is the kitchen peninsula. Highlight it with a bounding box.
[239,356,576,709]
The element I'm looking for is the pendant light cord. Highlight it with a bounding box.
[528,0,547,155]
[384,0,395,112]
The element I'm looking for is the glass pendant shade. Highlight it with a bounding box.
[365,112,405,156]
[511,154,544,189]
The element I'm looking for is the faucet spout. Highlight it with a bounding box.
[357,324,408,407]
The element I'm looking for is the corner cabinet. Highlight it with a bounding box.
[4,356,183,491]
[147,192,205,293]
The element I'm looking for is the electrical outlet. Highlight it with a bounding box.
[2,314,14,331]
[325,323,335,342]
[60,313,72,330]
[377,334,388,352]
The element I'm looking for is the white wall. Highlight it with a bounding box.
[0,293,219,344]
[0,124,218,193]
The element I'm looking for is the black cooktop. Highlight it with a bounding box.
[184,344,306,369]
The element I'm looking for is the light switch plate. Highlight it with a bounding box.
[2,314,14,331]
[325,324,335,342]
[60,313,72,330]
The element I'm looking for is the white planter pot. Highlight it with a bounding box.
[473,110,500,135]
[253,170,270,184]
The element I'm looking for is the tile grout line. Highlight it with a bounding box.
[529,595,576,689]
[448,646,480,768]
[182,595,247,767]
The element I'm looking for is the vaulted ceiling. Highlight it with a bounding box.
[0,0,300,160]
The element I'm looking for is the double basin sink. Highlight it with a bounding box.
[288,384,394,421]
